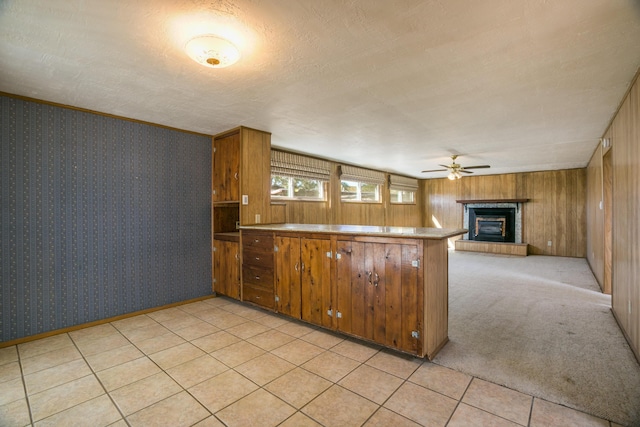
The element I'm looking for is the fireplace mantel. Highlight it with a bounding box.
[456,199,529,204]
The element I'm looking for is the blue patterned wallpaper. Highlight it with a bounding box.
[0,95,212,342]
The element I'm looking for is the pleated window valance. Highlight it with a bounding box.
[271,150,331,181]
[389,174,419,191]
[339,165,386,185]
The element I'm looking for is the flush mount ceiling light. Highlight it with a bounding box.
[185,35,240,68]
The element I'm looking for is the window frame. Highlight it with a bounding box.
[389,188,417,205]
[340,179,382,203]
[271,175,327,201]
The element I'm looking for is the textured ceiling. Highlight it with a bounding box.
[1,0,639,178]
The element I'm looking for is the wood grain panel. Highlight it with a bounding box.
[516,169,585,257]
[400,243,419,354]
[339,202,386,226]
[458,174,516,200]
[300,238,332,328]
[423,238,448,359]
[386,203,422,227]
[454,240,528,256]
[275,236,301,318]
[283,201,330,225]
[384,244,402,348]
[609,72,640,361]
[240,128,271,225]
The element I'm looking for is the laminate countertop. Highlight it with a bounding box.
[239,223,467,240]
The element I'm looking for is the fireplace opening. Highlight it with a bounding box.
[469,208,515,243]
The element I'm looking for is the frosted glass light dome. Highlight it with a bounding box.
[185,35,240,68]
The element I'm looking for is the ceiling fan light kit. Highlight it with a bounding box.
[422,155,490,179]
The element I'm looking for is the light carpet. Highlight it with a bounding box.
[433,251,640,426]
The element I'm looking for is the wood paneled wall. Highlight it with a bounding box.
[422,170,586,257]
[518,169,586,257]
[607,71,640,361]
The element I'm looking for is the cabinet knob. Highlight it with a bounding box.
[234,172,239,180]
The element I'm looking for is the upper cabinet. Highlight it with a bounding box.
[212,126,272,227]
[212,131,240,202]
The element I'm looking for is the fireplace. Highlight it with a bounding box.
[461,201,524,244]
[468,207,515,243]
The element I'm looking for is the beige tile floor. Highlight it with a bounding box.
[0,297,624,427]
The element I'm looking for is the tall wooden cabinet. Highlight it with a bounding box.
[211,127,272,298]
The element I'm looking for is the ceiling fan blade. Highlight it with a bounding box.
[462,165,490,169]
[460,170,474,174]
[421,169,448,173]
[438,164,451,169]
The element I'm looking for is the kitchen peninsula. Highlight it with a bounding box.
[238,223,466,360]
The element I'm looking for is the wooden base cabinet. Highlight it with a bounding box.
[240,224,462,360]
[335,238,422,355]
[275,236,332,327]
[213,236,240,300]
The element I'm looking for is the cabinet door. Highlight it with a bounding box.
[300,238,332,328]
[275,236,302,318]
[213,240,240,300]
[335,240,364,336]
[212,132,240,202]
[336,240,420,354]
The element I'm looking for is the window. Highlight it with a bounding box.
[271,176,324,200]
[390,189,415,204]
[389,174,418,204]
[339,165,385,203]
[271,150,330,201]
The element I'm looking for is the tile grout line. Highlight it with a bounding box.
[68,328,132,427]
[107,315,215,425]
[15,344,35,427]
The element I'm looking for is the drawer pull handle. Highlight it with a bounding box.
[234,172,239,180]
[254,239,260,243]
[294,262,299,272]
[255,276,260,280]
[255,257,260,261]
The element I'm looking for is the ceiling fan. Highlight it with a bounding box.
[421,155,490,180]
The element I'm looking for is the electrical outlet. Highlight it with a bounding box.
[547,240,552,247]
[255,214,261,223]
[242,195,249,205]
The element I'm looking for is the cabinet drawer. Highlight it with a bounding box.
[243,284,274,309]
[242,247,273,269]
[242,265,274,289]
[242,232,274,250]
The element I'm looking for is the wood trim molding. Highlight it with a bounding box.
[456,199,529,203]
[0,295,216,349]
